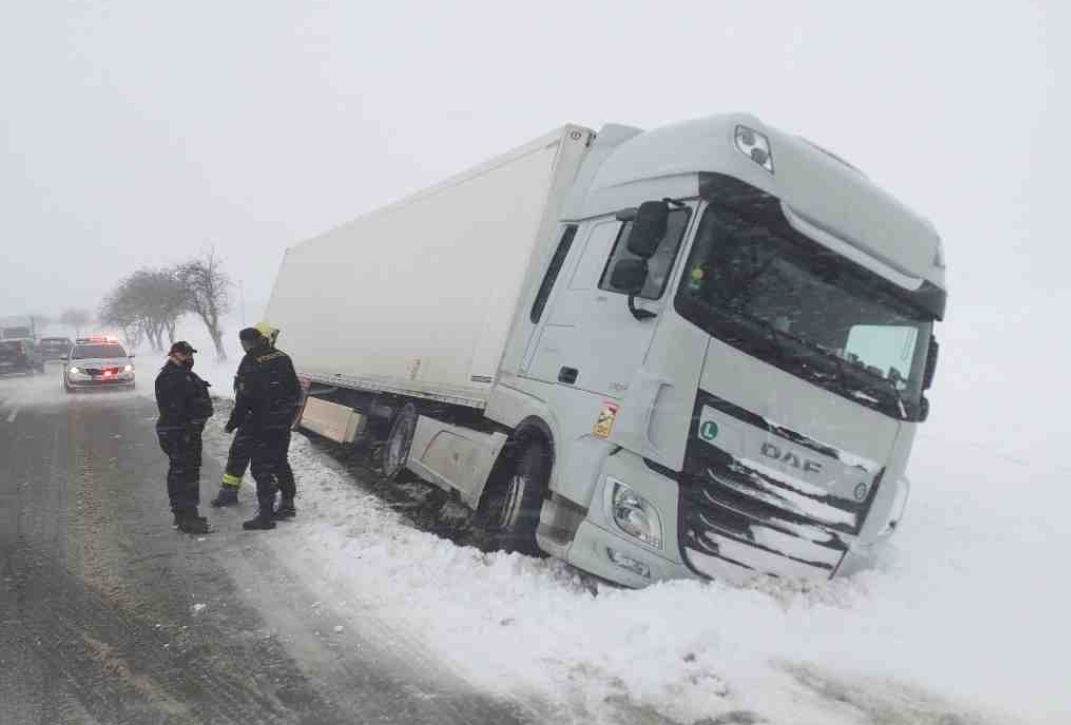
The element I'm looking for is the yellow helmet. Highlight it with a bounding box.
[254,322,280,346]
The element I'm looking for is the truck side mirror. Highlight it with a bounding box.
[626,201,669,258]
[610,258,648,295]
[611,259,657,321]
[922,335,939,391]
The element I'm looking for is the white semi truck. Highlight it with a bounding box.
[265,114,946,587]
[0,315,37,340]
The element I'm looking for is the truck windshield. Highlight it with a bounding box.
[675,204,934,420]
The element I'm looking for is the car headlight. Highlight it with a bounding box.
[69,366,80,374]
[735,125,774,173]
[610,479,663,549]
[124,364,134,372]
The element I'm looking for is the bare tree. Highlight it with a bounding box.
[156,270,188,345]
[59,308,92,337]
[98,269,189,352]
[135,269,187,347]
[99,286,145,351]
[177,249,231,361]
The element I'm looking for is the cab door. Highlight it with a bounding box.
[521,206,693,399]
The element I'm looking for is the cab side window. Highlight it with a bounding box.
[530,225,578,323]
[598,208,691,300]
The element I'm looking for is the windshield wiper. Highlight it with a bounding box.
[774,329,850,394]
[859,373,908,420]
[705,304,909,418]
[756,318,786,361]
[820,351,911,420]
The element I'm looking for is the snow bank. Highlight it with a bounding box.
[212,426,1067,725]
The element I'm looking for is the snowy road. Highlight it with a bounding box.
[0,373,531,725]
[1,369,1067,725]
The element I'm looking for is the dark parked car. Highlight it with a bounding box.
[38,336,73,361]
[0,339,44,375]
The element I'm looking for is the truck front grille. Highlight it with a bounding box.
[676,393,882,582]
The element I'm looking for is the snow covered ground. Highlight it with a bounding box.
[182,362,1067,725]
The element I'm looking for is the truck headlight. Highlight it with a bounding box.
[610,479,663,549]
[735,125,774,173]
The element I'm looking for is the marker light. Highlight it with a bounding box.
[607,548,651,579]
[735,125,774,173]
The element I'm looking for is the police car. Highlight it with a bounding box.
[64,337,136,392]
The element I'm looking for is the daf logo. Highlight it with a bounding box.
[760,442,823,474]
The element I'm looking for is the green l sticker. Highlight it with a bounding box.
[699,420,719,441]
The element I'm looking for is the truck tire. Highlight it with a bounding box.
[381,403,417,480]
[481,438,549,556]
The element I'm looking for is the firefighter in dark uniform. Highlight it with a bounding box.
[210,322,281,508]
[226,327,301,530]
[155,341,214,534]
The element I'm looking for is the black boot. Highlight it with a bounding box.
[211,485,239,507]
[178,509,211,535]
[243,509,276,530]
[272,496,296,520]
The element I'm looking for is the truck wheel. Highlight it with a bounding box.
[481,439,549,556]
[381,403,417,480]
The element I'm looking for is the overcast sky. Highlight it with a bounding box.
[1,0,1066,464]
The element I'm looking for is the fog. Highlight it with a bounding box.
[1,0,1066,467]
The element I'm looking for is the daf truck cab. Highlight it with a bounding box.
[268,113,945,587]
[510,117,945,586]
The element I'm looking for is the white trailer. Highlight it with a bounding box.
[266,115,947,587]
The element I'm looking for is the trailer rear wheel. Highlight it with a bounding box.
[481,438,549,556]
[381,403,417,480]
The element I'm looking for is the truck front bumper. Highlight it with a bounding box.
[563,451,693,588]
[66,372,135,388]
[560,449,877,588]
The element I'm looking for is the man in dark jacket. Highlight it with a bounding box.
[155,341,214,534]
[226,327,301,530]
[210,322,281,508]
